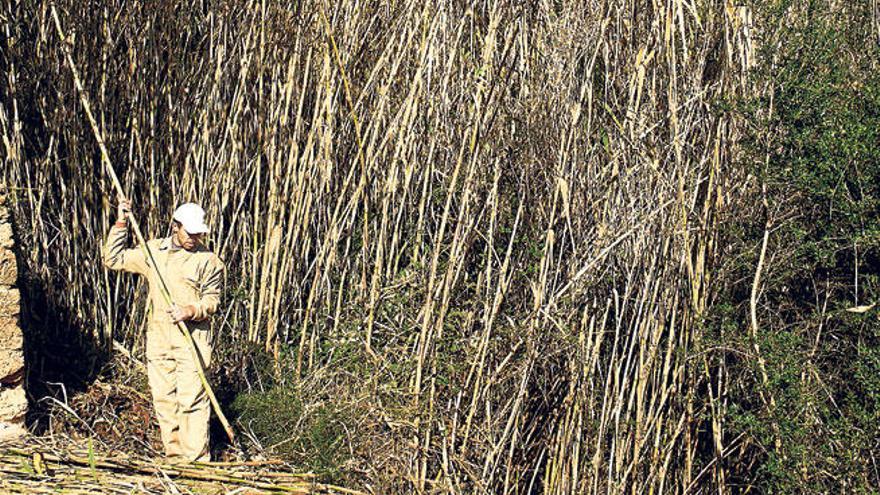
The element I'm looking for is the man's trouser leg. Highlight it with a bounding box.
[146,327,182,458]
[175,328,212,462]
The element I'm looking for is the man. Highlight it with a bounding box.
[103,198,224,462]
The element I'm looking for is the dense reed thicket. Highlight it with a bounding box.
[2,0,879,492]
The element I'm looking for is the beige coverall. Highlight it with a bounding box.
[103,225,224,461]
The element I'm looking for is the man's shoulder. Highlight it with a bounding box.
[193,247,225,271]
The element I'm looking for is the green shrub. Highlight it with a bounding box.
[717,0,880,491]
[231,386,351,480]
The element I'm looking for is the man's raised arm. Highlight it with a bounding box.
[102,197,149,275]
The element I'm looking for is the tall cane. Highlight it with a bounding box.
[50,4,236,445]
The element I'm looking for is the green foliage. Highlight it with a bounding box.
[231,386,351,480]
[718,1,880,491]
[762,5,880,257]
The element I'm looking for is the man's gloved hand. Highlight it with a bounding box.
[117,195,132,225]
[168,304,197,323]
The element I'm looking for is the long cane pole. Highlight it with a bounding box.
[50,5,236,445]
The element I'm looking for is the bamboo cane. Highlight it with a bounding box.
[49,4,236,445]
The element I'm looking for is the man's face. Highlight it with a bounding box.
[173,223,203,251]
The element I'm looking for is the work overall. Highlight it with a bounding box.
[103,225,224,461]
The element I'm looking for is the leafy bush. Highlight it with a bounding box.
[715,1,880,491]
[231,385,351,480]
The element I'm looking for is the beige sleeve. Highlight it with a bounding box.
[102,224,149,275]
[191,256,225,321]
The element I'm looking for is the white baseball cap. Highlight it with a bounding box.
[172,203,210,234]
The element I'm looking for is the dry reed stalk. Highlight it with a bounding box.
[1,442,366,495]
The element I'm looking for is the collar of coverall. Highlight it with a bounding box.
[159,236,182,252]
[160,235,205,253]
